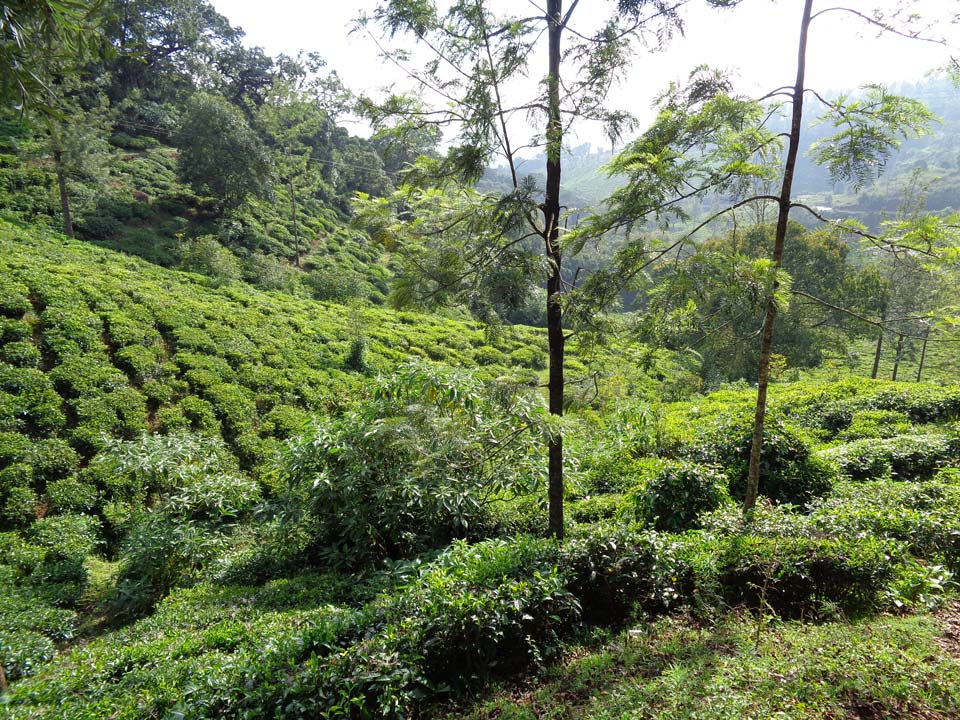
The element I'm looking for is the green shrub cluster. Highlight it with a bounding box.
[274,360,549,567]
[776,378,960,431]
[686,412,835,505]
[837,409,913,440]
[819,432,957,481]
[626,458,731,532]
[712,535,899,618]
[808,477,960,571]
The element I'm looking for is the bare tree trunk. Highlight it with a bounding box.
[892,333,905,381]
[916,325,929,382]
[54,150,74,238]
[289,177,301,268]
[871,309,886,379]
[744,0,814,513]
[871,332,884,379]
[545,0,565,539]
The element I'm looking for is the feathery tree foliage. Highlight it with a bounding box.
[355,0,744,537]
[575,0,947,512]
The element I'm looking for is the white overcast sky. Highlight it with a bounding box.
[211,0,959,148]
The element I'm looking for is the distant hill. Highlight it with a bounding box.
[485,79,960,231]
[0,115,395,305]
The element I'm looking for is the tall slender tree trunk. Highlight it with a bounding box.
[545,0,565,539]
[289,177,301,268]
[892,333,905,381]
[744,0,814,513]
[53,150,74,238]
[871,308,886,379]
[916,325,929,382]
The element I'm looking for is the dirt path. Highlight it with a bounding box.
[936,602,960,659]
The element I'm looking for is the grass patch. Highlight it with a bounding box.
[441,611,960,720]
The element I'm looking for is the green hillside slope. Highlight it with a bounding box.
[0,119,394,304]
[0,219,570,529]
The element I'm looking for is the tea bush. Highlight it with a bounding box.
[819,432,956,482]
[686,412,835,505]
[626,458,731,532]
[112,471,261,615]
[567,493,626,524]
[714,535,900,618]
[838,409,913,440]
[808,479,960,569]
[561,525,690,624]
[28,513,101,606]
[776,378,960,431]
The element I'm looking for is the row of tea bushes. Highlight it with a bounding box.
[4,517,918,720]
[0,221,564,536]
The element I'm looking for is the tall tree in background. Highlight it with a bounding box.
[574,1,943,513]
[258,84,329,266]
[40,89,113,237]
[176,93,273,212]
[105,0,238,101]
[741,1,940,511]
[1,0,102,114]
[2,0,112,236]
[356,0,741,538]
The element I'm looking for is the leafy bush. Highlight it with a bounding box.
[45,476,98,513]
[777,379,960,431]
[344,334,369,372]
[0,628,56,681]
[838,409,912,440]
[508,345,547,370]
[0,365,65,434]
[113,471,261,615]
[178,235,242,285]
[699,500,812,539]
[627,458,731,532]
[393,538,579,689]
[885,557,954,611]
[687,412,835,505]
[0,277,31,318]
[4,582,359,720]
[820,433,956,482]
[0,431,31,469]
[575,404,664,494]
[304,265,364,303]
[91,432,238,503]
[715,535,900,618]
[2,483,38,527]
[561,525,690,623]
[245,252,297,291]
[1,340,42,367]
[567,493,626,524]
[28,514,100,606]
[27,438,79,485]
[809,479,960,569]
[278,360,549,566]
[78,213,123,238]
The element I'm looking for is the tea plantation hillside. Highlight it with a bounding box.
[3,222,960,720]
[0,119,393,304]
[0,218,647,531]
[4,361,960,719]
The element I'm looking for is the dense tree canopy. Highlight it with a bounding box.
[176,92,273,210]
